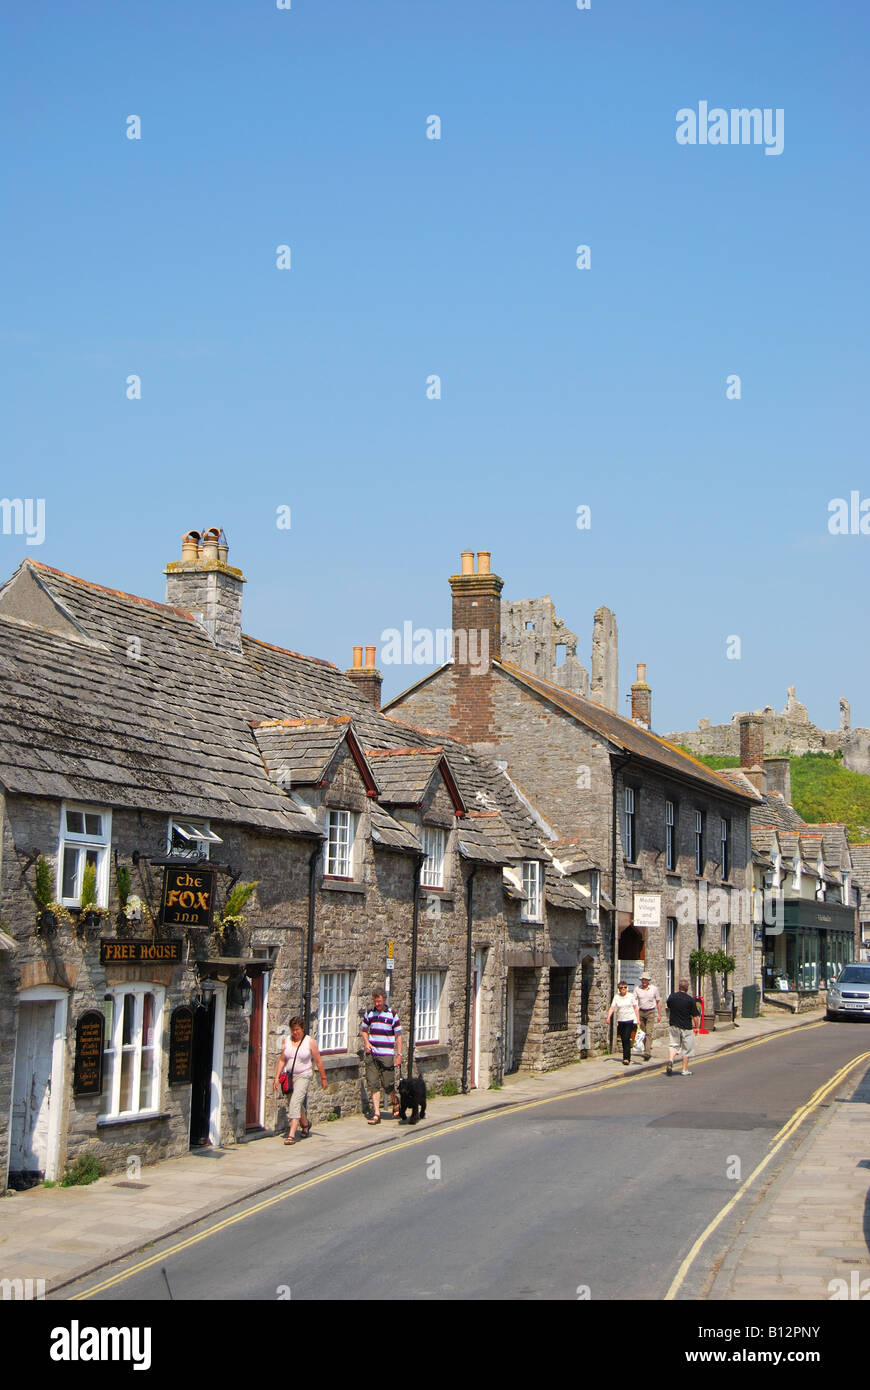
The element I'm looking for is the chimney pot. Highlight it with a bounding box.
[181,531,201,562]
[460,551,474,575]
[201,528,220,562]
[477,551,491,575]
[637,662,646,683]
[365,645,376,668]
[352,646,363,670]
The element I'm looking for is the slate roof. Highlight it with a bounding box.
[0,566,317,837]
[362,746,463,811]
[0,560,547,863]
[751,793,806,833]
[252,717,377,793]
[457,811,523,865]
[544,866,587,913]
[369,802,423,853]
[494,662,758,804]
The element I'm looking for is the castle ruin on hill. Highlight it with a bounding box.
[666,688,870,776]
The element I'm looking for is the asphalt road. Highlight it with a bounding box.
[78,1023,869,1302]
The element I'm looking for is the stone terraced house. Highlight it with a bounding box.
[385,551,759,1034]
[718,716,861,1009]
[0,532,605,1189]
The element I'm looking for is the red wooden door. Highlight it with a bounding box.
[245,975,265,1129]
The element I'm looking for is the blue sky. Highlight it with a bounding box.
[3,0,868,733]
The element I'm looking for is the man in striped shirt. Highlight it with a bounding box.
[361,990,402,1123]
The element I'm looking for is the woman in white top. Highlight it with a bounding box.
[606,981,640,1066]
[273,1016,328,1145]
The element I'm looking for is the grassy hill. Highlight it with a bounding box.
[679,751,870,844]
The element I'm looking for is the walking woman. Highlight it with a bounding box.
[606,981,640,1066]
[273,1016,328,1144]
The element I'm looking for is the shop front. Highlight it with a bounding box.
[763,901,857,999]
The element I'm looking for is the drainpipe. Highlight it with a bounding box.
[303,842,321,1033]
[610,753,632,1053]
[407,850,425,1076]
[461,866,478,1094]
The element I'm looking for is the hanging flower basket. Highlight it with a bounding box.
[34,902,74,935]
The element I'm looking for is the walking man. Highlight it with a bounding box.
[665,978,700,1076]
[635,970,662,1062]
[361,989,402,1122]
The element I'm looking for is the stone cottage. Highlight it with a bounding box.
[0,532,600,1189]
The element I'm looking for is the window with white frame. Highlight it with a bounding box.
[416,971,444,1043]
[694,810,704,876]
[587,869,600,925]
[665,800,676,872]
[521,861,543,921]
[101,986,163,1118]
[318,970,352,1052]
[720,817,731,880]
[167,819,222,860]
[421,826,447,889]
[666,917,676,995]
[624,787,637,862]
[324,810,355,878]
[58,805,111,906]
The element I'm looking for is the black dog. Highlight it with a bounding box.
[398,1075,427,1125]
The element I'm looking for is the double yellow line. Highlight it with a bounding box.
[69,1024,860,1300]
[664,1049,870,1300]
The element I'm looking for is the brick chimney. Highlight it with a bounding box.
[448,550,502,749]
[164,528,246,652]
[630,663,651,729]
[738,715,765,793]
[763,756,791,805]
[345,644,382,708]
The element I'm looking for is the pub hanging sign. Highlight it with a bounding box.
[160,865,216,928]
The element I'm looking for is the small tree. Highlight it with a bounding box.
[689,947,710,997]
[707,949,737,1012]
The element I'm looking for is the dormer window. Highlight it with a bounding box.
[325,810,356,878]
[521,861,543,922]
[168,819,222,861]
[421,826,447,889]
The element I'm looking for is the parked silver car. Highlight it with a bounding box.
[826,964,870,1020]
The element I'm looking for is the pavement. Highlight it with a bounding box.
[1,1005,867,1299]
[708,1040,870,1301]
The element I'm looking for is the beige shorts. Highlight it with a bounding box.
[365,1055,396,1094]
[669,1026,696,1058]
[288,1071,312,1119]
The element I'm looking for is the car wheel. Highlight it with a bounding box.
[825,1011,838,1022]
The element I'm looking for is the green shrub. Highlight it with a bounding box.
[60,1153,103,1187]
[35,855,53,910]
[223,880,259,920]
[80,861,97,909]
[116,865,131,910]
[439,1077,460,1097]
